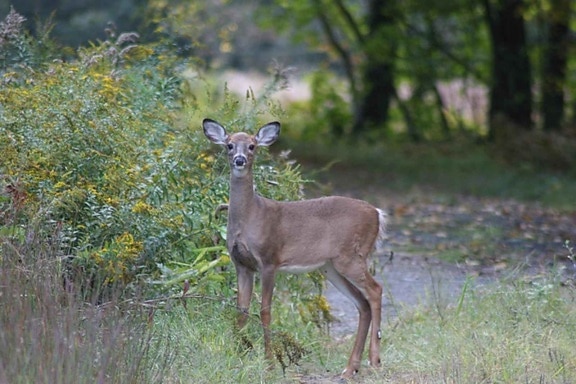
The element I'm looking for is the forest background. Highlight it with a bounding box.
[7,0,576,144]
[1,1,576,383]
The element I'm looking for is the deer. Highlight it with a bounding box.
[202,118,387,378]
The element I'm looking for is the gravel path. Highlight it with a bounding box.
[321,192,576,338]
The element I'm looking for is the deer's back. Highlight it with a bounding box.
[254,196,380,265]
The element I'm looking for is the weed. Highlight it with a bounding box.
[0,227,171,383]
[0,10,334,383]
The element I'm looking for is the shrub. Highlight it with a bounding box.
[0,9,306,301]
[1,12,327,378]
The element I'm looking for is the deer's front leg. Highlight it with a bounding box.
[260,266,276,361]
[235,264,254,330]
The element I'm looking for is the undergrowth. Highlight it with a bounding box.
[0,9,308,300]
[3,8,575,384]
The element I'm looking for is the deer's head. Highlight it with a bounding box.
[203,119,280,177]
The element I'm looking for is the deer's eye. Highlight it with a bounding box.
[248,144,255,151]
[227,143,234,150]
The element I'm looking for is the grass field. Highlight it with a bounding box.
[7,270,569,384]
[284,139,576,210]
[3,213,575,384]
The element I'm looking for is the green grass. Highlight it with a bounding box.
[288,276,576,384]
[3,233,575,383]
[281,139,576,210]
[145,290,342,383]
[126,274,576,384]
[0,236,330,383]
[148,305,271,383]
[377,277,576,383]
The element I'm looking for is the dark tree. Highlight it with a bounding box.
[482,0,533,140]
[352,0,397,135]
[541,0,571,132]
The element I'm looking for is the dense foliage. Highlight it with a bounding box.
[6,1,576,148]
[0,9,305,299]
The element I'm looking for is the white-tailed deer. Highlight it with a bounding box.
[203,118,386,377]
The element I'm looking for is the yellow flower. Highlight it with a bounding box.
[132,201,154,214]
[105,196,119,206]
[220,255,231,265]
[91,250,104,265]
[124,46,154,61]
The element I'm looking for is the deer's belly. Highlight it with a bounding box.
[278,262,326,274]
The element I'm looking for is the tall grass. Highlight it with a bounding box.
[6,238,573,384]
[144,295,340,383]
[0,224,328,384]
[0,232,173,384]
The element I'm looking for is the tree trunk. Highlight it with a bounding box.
[432,84,452,140]
[541,0,570,132]
[483,0,533,140]
[392,86,420,142]
[352,0,397,135]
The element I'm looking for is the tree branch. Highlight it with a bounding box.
[333,0,365,45]
[312,0,359,102]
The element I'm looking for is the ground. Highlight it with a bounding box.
[302,164,576,341]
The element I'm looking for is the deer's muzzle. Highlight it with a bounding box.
[233,155,247,168]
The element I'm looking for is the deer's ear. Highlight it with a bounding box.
[203,119,228,145]
[255,122,280,147]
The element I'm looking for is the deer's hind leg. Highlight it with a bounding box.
[328,259,383,369]
[362,271,383,367]
[322,262,372,377]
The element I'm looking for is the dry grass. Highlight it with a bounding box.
[0,234,171,384]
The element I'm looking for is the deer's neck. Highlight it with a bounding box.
[228,171,256,223]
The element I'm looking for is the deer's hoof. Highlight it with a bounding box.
[370,357,382,367]
[340,367,359,379]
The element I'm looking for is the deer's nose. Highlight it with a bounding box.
[233,155,247,167]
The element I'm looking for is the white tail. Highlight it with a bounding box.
[203,118,386,377]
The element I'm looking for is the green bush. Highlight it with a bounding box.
[0,11,333,380]
[0,9,305,301]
